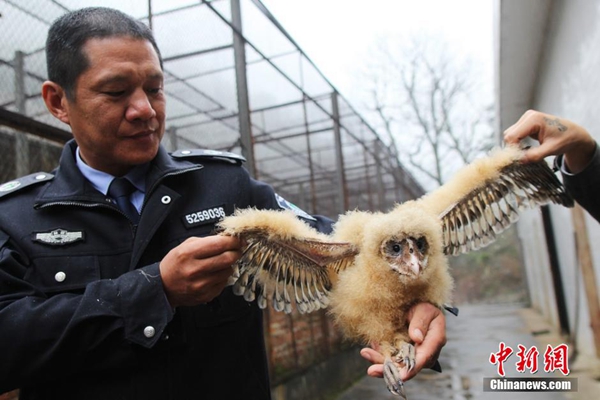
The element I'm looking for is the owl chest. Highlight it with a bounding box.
[329,270,411,341]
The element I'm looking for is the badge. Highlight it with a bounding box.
[0,173,53,199]
[0,180,21,192]
[33,229,85,246]
[275,194,316,221]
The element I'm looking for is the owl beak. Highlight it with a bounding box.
[406,251,422,276]
[395,239,423,277]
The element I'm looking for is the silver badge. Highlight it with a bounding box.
[0,180,21,192]
[33,229,85,246]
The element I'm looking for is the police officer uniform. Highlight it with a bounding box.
[0,140,332,400]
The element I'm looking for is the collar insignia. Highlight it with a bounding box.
[33,229,85,246]
[275,194,316,221]
[0,172,54,199]
[0,180,21,192]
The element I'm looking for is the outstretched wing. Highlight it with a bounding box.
[218,209,358,314]
[439,160,573,256]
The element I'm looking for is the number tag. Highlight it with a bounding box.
[182,205,230,228]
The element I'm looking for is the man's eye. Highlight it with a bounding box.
[104,91,125,97]
[147,87,163,95]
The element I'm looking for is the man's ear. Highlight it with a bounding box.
[41,81,71,125]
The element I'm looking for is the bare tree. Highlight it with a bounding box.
[359,35,528,305]
[363,34,494,188]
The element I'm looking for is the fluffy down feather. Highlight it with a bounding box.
[218,145,573,398]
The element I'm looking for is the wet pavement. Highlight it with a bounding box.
[336,303,598,400]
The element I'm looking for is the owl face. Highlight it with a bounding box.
[380,235,430,278]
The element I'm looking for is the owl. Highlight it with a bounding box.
[218,145,572,398]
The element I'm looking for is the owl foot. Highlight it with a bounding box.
[383,358,407,399]
[394,342,416,372]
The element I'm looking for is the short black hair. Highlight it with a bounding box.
[46,7,163,100]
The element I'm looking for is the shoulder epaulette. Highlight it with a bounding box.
[171,149,246,165]
[0,172,54,199]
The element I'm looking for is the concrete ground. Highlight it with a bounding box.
[336,303,600,400]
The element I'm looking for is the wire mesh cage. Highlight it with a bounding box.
[0,0,424,386]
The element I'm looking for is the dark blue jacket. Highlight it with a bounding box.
[0,140,332,400]
[559,144,600,222]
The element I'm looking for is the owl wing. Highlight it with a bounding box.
[218,210,358,314]
[439,160,573,256]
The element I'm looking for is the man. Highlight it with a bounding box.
[0,7,445,399]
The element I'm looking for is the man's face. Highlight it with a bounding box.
[60,36,166,176]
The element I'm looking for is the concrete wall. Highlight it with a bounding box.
[532,0,600,358]
[0,128,63,181]
[498,0,600,358]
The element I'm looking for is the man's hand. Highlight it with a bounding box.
[159,235,242,308]
[360,302,446,382]
[503,110,596,173]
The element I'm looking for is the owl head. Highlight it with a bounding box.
[357,201,444,280]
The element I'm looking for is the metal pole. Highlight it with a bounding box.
[541,206,571,337]
[14,50,29,178]
[302,95,317,214]
[331,92,348,214]
[362,145,374,210]
[231,0,256,178]
[298,52,317,214]
[147,0,153,30]
[396,170,406,203]
[393,167,401,204]
[297,182,306,211]
[167,126,178,151]
[374,139,385,209]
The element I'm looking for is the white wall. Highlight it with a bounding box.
[509,0,600,357]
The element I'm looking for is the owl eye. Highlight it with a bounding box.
[385,241,403,255]
[415,237,427,253]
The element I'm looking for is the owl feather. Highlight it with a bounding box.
[218,145,573,398]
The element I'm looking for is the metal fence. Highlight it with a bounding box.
[0,0,424,386]
[0,0,423,214]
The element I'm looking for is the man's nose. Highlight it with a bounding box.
[126,89,156,121]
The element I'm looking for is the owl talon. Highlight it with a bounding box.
[394,342,416,372]
[383,358,407,398]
